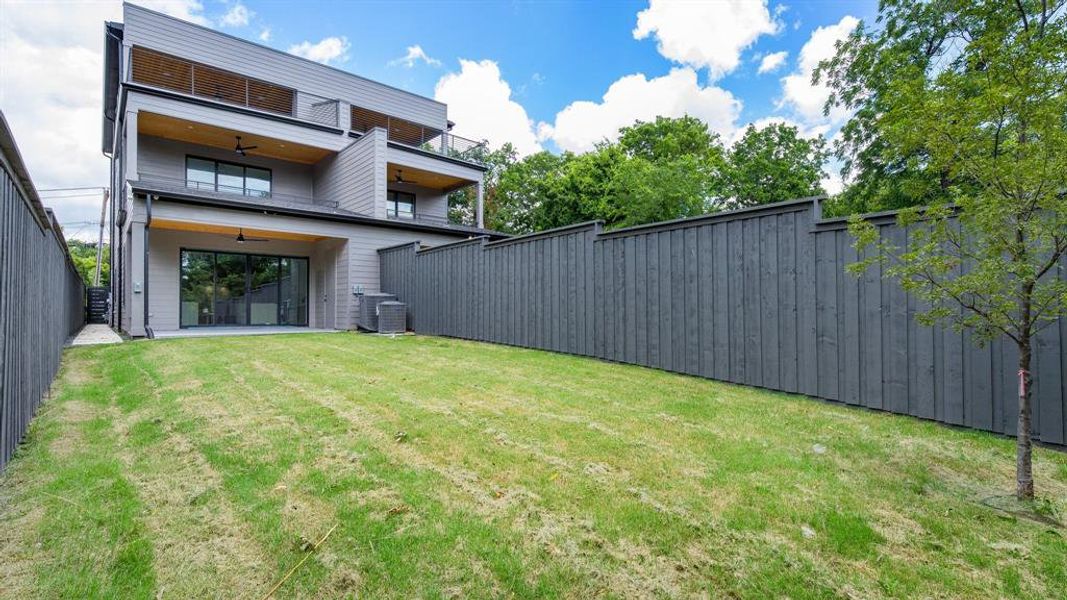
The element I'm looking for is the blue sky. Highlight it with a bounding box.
[243,0,876,154]
[0,0,878,235]
[274,1,871,130]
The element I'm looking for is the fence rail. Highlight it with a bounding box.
[379,199,1067,446]
[0,113,86,469]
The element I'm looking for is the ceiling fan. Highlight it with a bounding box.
[394,169,419,185]
[235,228,269,243]
[234,136,257,156]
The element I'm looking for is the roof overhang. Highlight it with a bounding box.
[129,181,508,240]
[102,21,123,154]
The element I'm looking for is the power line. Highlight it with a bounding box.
[37,186,106,193]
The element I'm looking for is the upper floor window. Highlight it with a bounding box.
[186,156,271,198]
[386,190,415,219]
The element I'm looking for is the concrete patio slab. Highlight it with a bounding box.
[151,327,338,339]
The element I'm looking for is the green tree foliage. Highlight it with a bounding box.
[844,0,1067,500]
[724,123,828,208]
[447,143,518,227]
[815,0,988,216]
[66,239,110,286]
[461,117,829,232]
[607,116,726,227]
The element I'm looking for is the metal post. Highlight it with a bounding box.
[94,189,109,286]
[476,181,484,229]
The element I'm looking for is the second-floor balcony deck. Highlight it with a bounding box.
[350,106,488,165]
[129,46,490,166]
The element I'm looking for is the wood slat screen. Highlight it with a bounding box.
[350,105,443,147]
[131,47,294,117]
[350,106,390,134]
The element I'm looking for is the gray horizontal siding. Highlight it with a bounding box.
[126,91,350,152]
[123,4,447,129]
[138,134,315,199]
[386,182,449,221]
[313,130,381,215]
[381,203,1067,446]
[386,145,484,182]
[141,199,466,332]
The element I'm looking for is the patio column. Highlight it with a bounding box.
[476,180,484,229]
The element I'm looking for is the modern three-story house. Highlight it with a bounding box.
[102,3,499,337]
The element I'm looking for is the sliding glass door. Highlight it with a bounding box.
[279,257,309,326]
[179,249,309,328]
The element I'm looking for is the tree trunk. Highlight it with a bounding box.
[1016,335,1034,501]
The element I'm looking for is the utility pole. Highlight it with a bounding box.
[94,189,109,286]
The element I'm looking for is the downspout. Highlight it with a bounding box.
[143,193,153,338]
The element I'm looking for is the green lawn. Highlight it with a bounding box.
[1,333,1065,599]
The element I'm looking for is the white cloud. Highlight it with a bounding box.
[219,2,252,28]
[287,36,350,65]
[434,59,542,156]
[726,116,830,146]
[258,27,272,42]
[538,68,742,154]
[779,15,858,124]
[0,0,211,234]
[135,0,210,27]
[389,45,441,68]
[821,172,844,195]
[757,51,788,74]
[633,0,780,79]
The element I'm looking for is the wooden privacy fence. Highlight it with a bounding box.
[0,114,86,469]
[379,198,1067,446]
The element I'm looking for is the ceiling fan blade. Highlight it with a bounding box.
[243,145,258,151]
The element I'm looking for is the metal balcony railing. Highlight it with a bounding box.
[386,212,450,226]
[129,46,340,128]
[135,174,339,208]
[351,105,488,165]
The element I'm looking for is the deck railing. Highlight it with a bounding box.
[351,105,488,165]
[136,174,339,208]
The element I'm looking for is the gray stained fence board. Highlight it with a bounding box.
[379,203,1066,446]
[0,144,85,470]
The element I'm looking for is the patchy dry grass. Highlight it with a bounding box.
[0,332,1065,599]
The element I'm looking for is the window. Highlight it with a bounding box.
[185,156,272,197]
[386,190,415,219]
[180,249,308,328]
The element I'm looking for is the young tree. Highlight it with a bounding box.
[724,123,828,208]
[840,0,1067,500]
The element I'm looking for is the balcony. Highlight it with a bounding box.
[135,173,339,209]
[351,106,488,165]
[130,46,340,128]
